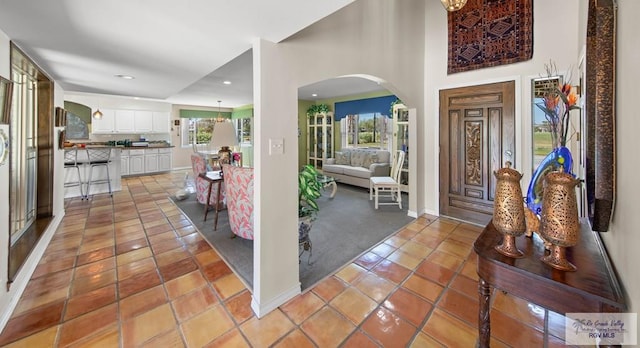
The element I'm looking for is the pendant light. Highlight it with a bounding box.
[441,0,468,12]
[92,109,103,120]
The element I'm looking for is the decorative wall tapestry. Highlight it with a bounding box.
[447,0,533,74]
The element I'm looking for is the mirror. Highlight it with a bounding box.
[585,0,616,232]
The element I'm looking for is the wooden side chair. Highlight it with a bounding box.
[369,150,405,209]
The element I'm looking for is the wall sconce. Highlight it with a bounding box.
[92,109,103,120]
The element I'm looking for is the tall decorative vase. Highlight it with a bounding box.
[493,161,527,258]
[539,167,581,271]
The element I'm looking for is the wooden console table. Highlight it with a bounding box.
[474,220,626,347]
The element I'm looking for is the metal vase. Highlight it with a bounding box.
[493,161,527,258]
[539,168,581,271]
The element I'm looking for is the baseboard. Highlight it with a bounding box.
[407,210,418,218]
[251,283,301,318]
[0,212,64,332]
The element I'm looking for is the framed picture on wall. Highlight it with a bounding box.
[0,75,14,125]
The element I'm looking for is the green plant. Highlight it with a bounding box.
[306,104,331,116]
[298,164,322,219]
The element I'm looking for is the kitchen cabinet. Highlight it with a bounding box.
[152,112,170,133]
[91,108,171,134]
[115,110,135,133]
[158,148,172,171]
[134,111,153,133]
[129,150,145,175]
[91,109,116,133]
[120,150,130,176]
[144,148,158,173]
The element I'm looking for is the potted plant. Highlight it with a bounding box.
[299,164,322,220]
[306,104,331,116]
[298,164,322,250]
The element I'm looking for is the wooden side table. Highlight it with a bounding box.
[199,171,223,231]
[474,220,626,347]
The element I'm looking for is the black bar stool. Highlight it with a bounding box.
[85,148,112,198]
[64,148,84,199]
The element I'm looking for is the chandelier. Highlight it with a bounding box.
[441,0,468,12]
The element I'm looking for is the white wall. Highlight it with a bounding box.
[251,0,426,316]
[601,0,640,316]
[423,0,581,215]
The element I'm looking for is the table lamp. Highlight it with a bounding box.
[210,121,238,165]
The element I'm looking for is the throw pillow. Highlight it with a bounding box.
[335,151,350,165]
[362,153,379,169]
[350,151,365,167]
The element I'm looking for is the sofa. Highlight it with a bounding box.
[323,148,391,188]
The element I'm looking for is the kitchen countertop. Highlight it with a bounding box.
[66,144,175,149]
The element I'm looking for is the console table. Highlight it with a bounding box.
[474,220,626,347]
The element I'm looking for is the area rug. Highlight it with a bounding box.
[447,0,533,74]
[171,184,413,291]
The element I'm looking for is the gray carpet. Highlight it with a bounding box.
[171,184,413,291]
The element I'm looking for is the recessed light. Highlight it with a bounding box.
[223,80,232,85]
[312,93,318,97]
[115,74,135,80]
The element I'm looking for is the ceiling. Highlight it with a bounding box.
[0,0,386,109]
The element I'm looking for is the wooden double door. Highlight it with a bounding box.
[439,81,515,225]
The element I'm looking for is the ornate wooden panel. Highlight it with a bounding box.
[465,121,482,186]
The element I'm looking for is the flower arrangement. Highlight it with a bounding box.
[535,62,580,148]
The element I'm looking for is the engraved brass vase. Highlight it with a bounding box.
[493,161,527,258]
[539,168,581,271]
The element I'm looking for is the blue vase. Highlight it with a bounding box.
[526,146,573,215]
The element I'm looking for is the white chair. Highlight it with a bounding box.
[370,150,405,209]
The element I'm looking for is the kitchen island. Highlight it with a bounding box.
[63,145,173,198]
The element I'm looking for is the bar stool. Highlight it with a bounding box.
[64,148,84,199]
[85,148,112,198]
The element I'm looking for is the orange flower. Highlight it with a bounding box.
[545,95,559,110]
[561,83,572,96]
[567,92,578,107]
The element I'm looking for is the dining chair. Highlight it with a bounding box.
[369,150,405,209]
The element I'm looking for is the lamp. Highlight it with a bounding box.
[92,108,103,120]
[210,121,238,165]
[441,0,467,11]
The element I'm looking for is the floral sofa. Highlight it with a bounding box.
[323,148,391,188]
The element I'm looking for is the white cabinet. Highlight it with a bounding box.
[307,112,333,169]
[134,111,153,133]
[91,109,116,133]
[158,148,172,171]
[120,150,130,176]
[115,110,135,133]
[129,150,145,175]
[144,148,158,173]
[392,103,409,192]
[152,112,170,133]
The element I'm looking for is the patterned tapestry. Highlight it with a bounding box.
[447,0,533,74]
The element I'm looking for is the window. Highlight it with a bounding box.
[234,117,252,144]
[341,113,391,149]
[181,118,217,147]
[532,76,562,169]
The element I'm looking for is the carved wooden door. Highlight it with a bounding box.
[439,81,515,225]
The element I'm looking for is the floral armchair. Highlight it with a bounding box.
[190,154,225,207]
[222,164,254,240]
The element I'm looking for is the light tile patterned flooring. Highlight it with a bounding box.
[0,172,574,347]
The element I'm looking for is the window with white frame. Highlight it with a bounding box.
[234,117,252,144]
[341,113,391,150]
[181,118,217,147]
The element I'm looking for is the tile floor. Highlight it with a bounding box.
[0,172,576,347]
